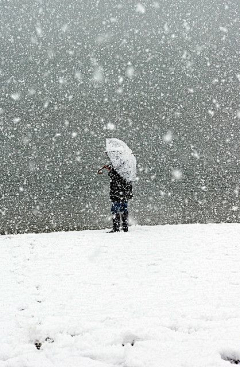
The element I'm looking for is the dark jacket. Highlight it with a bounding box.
[108,168,133,202]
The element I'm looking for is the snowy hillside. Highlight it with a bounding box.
[1,224,240,367]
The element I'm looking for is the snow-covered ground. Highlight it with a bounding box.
[0,224,240,367]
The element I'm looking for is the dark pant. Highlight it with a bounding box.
[111,202,128,232]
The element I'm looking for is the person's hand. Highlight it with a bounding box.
[97,165,111,174]
[104,165,111,171]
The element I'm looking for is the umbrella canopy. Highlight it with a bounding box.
[106,138,136,182]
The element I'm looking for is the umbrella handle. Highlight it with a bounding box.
[97,165,111,174]
[98,164,111,175]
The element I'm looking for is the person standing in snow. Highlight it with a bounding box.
[98,164,133,232]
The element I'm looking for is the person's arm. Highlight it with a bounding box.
[126,182,133,199]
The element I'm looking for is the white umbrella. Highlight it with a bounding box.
[106,138,136,182]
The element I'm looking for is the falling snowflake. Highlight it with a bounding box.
[106,122,115,131]
[136,3,146,14]
[126,66,135,78]
[163,130,173,143]
[11,93,21,101]
[93,66,104,83]
[172,169,183,181]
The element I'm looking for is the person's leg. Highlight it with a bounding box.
[113,213,120,232]
[111,202,120,232]
[121,202,128,232]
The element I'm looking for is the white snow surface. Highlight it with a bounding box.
[0,224,240,367]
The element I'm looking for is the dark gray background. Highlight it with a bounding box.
[0,0,239,233]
